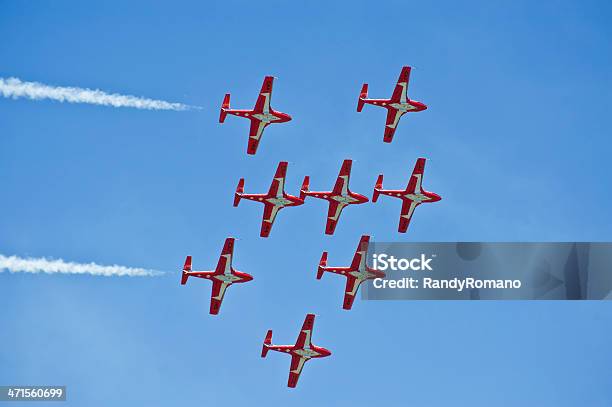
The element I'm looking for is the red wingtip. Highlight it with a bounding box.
[339,159,352,176]
[260,222,271,238]
[414,157,427,172]
[260,76,274,95]
[383,129,394,143]
[399,66,411,81]
[274,161,288,179]
[209,299,221,315]
[247,138,258,155]
[358,235,370,251]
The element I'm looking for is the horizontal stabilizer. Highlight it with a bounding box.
[372,174,383,202]
[300,175,310,201]
[317,252,328,279]
[234,179,244,207]
[357,84,368,112]
[261,330,273,357]
[181,256,192,285]
[219,94,230,123]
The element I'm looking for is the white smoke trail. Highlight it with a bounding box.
[0,77,197,111]
[0,254,163,277]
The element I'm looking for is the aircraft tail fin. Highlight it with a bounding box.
[234,178,244,207]
[219,94,230,123]
[357,84,368,112]
[261,330,273,357]
[299,175,310,201]
[317,251,328,279]
[372,174,383,202]
[181,256,192,285]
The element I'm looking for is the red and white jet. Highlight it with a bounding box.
[357,66,427,143]
[317,235,385,310]
[372,157,441,233]
[234,161,304,237]
[181,237,253,315]
[219,76,292,155]
[261,313,331,388]
[300,159,369,235]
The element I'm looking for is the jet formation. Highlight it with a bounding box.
[183,66,439,388]
[233,157,440,237]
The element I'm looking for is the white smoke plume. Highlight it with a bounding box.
[0,77,197,111]
[0,254,163,277]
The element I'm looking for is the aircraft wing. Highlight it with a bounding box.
[384,109,404,143]
[342,275,361,310]
[350,235,370,270]
[398,199,418,233]
[391,66,411,103]
[247,119,267,154]
[407,157,426,194]
[209,279,230,315]
[260,203,282,237]
[214,237,234,275]
[325,201,346,235]
[254,76,274,114]
[288,314,316,387]
[288,355,308,388]
[267,161,288,198]
[331,159,352,196]
[294,313,315,349]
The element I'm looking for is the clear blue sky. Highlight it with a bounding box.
[1,1,611,406]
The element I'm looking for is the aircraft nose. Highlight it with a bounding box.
[431,192,441,202]
[420,102,428,111]
[284,113,292,122]
[323,348,332,356]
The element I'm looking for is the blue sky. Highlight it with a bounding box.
[1,1,611,406]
